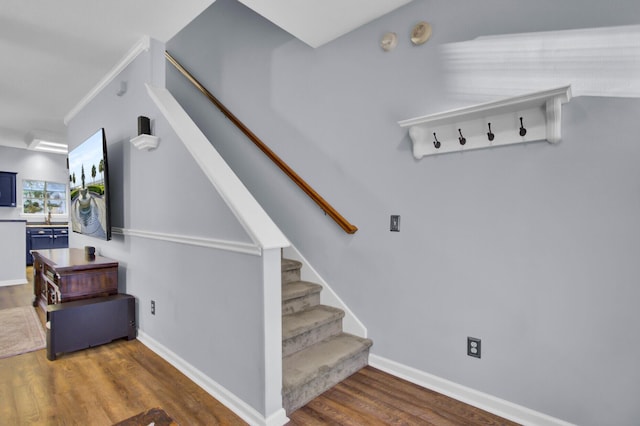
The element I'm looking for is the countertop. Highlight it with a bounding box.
[26,222,69,228]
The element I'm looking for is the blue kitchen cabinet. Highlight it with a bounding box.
[26,226,69,265]
[0,172,17,207]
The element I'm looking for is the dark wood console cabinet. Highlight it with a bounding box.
[47,294,136,360]
[32,248,118,311]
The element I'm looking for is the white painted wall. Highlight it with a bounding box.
[0,221,26,286]
[166,0,640,424]
[0,146,68,222]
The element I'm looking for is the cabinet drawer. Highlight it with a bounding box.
[29,228,53,236]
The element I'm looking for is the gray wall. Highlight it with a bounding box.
[0,146,68,221]
[167,1,640,424]
[67,40,268,414]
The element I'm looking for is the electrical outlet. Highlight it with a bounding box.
[151,300,155,315]
[390,215,400,232]
[467,337,481,358]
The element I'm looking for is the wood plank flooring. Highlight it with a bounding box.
[0,275,32,310]
[1,274,245,425]
[1,274,519,425]
[0,338,246,425]
[287,366,518,425]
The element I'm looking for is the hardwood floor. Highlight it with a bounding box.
[287,366,518,425]
[0,339,246,425]
[0,269,32,310]
[0,274,246,425]
[1,274,518,425]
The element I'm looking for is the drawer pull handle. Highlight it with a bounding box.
[38,230,46,234]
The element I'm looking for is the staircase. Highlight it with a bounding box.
[281,258,373,414]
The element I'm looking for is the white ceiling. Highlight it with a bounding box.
[238,0,413,48]
[0,0,411,152]
[0,0,218,150]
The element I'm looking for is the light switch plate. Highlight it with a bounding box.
[390,215,400,232]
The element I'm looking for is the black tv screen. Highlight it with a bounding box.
[68,128,112,240]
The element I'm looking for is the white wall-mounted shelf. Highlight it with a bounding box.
[398,85,572,159]
[130,134,160,151]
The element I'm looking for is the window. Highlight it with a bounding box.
[22,180,67,216]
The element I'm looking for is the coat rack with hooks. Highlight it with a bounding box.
[398,85,572,159]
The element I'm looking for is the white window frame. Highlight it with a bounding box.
[21,179,69,220]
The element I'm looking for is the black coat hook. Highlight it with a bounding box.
[458,129,466,145]
[433,133,441,149]
[519,117,527,137]
[487,123,495,141]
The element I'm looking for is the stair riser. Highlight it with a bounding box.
[283,319,342,357]
[282,268,301,285]
[283,349,369,414]
[282,292,320,315]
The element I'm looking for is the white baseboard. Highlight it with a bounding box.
[0,278,28,287]
[137,330,289,426]
[369,354,574,426]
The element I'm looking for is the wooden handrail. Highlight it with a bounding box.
[165,51,358,234]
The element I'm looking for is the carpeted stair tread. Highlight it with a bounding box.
[282,333,373,391]
[282,281,322,302]
[282,305,344,340]
[280,257,373,414]
[281,258,302,273]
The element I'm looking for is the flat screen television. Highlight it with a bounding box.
[68,128,112,240]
